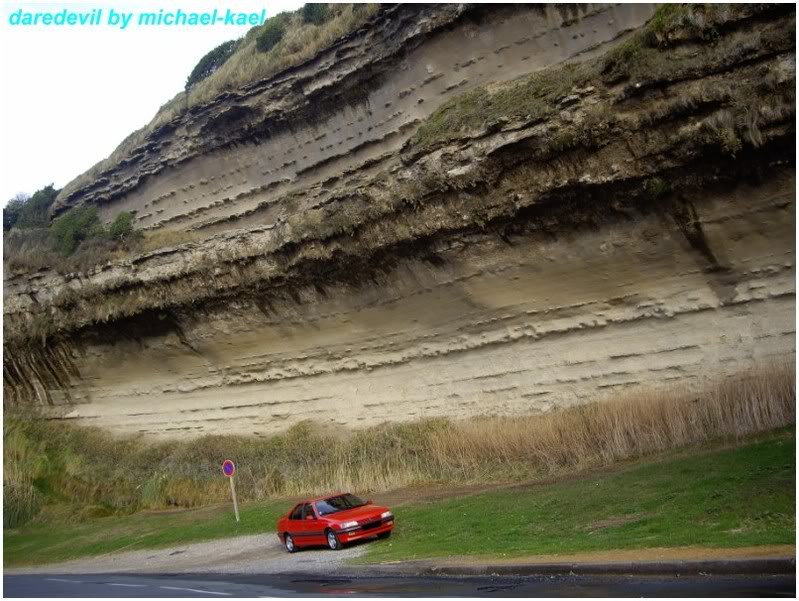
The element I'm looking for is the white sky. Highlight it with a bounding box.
[0,0,306,203]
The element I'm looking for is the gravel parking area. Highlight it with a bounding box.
[5,533,366,575]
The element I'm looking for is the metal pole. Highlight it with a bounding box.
[229,475,240,523]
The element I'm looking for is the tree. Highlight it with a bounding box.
[185,39,239,90]
[256,14,288,52]
[15,185,59,229]
[3,193,29,231]
[301,3,329,25]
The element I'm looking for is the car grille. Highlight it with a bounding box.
[360,520,381,531]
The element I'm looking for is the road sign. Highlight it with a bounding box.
[222,459,240,522]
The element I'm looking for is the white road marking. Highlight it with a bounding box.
[107,583,147,588]
[160,586,232,596]
[46,578,82,583]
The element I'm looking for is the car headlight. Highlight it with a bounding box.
[381,511,393,519]
[340,521,358,529]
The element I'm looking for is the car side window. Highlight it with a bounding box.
[289,504,303,520]
[302,503,316,520]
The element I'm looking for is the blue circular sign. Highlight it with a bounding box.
[222,459,235,477]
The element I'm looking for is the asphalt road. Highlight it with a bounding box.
[4,572,795,597]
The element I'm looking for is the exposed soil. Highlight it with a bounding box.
[405,545,797,568]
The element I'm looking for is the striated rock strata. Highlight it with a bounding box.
[3,3,795,437]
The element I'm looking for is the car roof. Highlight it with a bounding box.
[297,492,350,504]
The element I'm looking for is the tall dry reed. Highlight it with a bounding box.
[427,363,795,481]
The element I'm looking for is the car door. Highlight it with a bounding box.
[301,502,325,545]
[286,504,304,546]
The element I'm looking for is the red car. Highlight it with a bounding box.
[276,493,394,553]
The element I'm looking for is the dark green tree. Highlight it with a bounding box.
[109,211,139,242]
[185,39,239,90]
[15,185,59,229]
[3,194,28,231]
[50,206,106,255]
[301,3,329,25]
[256,14,288,52]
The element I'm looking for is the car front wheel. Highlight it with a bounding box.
[377,531,391,540]
[284,534,296,553]
[326,530,341,550]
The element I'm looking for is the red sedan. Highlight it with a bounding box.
[276,493,394,553]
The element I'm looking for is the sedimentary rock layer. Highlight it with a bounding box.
[6,171,795,437]
[3,4,795,437]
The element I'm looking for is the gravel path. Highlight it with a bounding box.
[5,533,366,575]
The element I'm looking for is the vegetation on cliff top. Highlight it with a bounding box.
[4,364,793,529]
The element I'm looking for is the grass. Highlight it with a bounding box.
[412,63,588,149]
[3,225,202,275]
[4,430,794,567]
[360,430,796,563]
[4,501,286,568]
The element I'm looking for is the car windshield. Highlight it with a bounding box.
[315,494,367,516]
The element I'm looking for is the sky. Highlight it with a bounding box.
[0,0,306,203]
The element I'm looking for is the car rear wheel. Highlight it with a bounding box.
[326,529,341,550]
[284,534,296,553]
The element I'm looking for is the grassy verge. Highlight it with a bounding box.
[359,431,796,563]
[4,501,286,568]
[4,430,794,568]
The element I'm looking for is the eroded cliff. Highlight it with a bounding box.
[3,3,795,437]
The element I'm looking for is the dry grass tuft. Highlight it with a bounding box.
[430,363,795,480]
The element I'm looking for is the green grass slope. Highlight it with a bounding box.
[361,431,795,563]
[4,431,794,568]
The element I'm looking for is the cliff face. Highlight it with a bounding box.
[51,4,658,231]
[4,4,795,437]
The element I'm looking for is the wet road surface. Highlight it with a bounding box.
[4,571,795,597]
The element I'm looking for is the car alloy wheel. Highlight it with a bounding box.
[285,534,296,553]
[326,530,340,550]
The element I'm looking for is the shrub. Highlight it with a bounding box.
[109,211,139,242]
[50,206,105,255]
[256,14,288,52]
[185,39,239,90]
[301,3,329,25]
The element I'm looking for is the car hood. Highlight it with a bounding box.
[324,505,388,523]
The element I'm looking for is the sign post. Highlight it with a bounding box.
[222,459,239,523]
